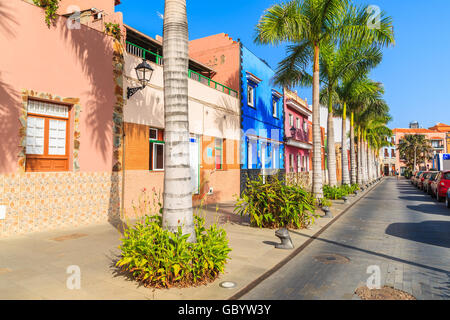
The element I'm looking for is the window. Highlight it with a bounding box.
[215,138,223,170]
[272,144,278,169]
[296,118,300,129]
[289,154,294,172]
[149,128,158,140]
[247,84,254,107]
[303,120,308,132]
[247,139,254,169]
[297,154,301,173]
[149,128,164,170]
[391,149,396,158]
[289,114,293,127]
[25,99,70,172]
[272,98,278,118]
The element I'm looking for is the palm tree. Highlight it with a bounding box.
[398,135,433,171]
[355,97,390,183]
[255,0,394,198]
[366,114,393,179]
[162,0,196,242]
[339,77,384,185]
[321,44,383,186]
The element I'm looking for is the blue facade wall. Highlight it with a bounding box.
[240,45,285,171]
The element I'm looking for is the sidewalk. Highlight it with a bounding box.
[0,181,382,300]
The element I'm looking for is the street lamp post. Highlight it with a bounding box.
[127,59,154,99]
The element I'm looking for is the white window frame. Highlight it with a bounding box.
[289,114,293,127]
[153,142,165,171]
[149,128,158,140]
[296,117,300,129]
[247,84,255,107]
[272,98,277,118]
[248,139,253,169]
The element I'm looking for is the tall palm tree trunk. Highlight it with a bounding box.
[363,135,368,183]
[357,127,363,185]
[350,112,357,184]
[327,93,337,187]
[312,43,323,199]
[341,103,350,185]
[367,144,371,181]
[162,0,196,242]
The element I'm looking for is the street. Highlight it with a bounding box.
[241,178,450,300]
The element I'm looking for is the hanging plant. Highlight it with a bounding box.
[105,22,122,41]
[33,0,61,27]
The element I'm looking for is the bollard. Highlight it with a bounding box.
[275,228,294,250]
[322,206,333,219]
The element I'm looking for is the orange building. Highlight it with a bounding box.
[393,128,447,172]
[429,123,450,152]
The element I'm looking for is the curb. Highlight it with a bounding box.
[228,178,384,300]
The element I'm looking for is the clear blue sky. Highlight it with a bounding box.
[117,0,450,130]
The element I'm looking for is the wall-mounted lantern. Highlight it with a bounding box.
[290,126,296,138]
[127,59,154,99]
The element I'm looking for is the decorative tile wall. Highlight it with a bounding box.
[0,172,122,238]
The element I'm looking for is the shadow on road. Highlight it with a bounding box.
[399,196,432,202]
[406,204,449,216]
[385,221,450,248]
[288,229,450,276]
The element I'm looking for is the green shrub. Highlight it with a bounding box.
[323,184,359,200]
[318,198,333,208]
[117,190,231,289]
[323,185,347,200]
[234,176,317,229]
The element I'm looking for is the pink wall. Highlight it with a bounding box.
[283,90,312,172]
[189,34,241,92]
[0,0,118,173]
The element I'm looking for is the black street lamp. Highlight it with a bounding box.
[127,59,154,99]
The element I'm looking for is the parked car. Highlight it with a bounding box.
[446,188,450,209]
[424,172,439,195]
[418,171,431,190]
[412,171,423,187]
[431,171,450,202]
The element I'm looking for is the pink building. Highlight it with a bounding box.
[283,89,312,173]
[0,0,124,237]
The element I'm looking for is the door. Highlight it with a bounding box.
[189,135,200,194]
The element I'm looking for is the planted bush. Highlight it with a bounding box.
[323,184,360,200]
[234,176,317,229]
[116,190,231,289]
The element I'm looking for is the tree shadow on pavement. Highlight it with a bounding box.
[399,195,435,202]
[385,221,450,248]
[406,204,449,216]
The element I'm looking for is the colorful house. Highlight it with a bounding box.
[393,128,447,172]
[0,0,125,237]
[123,27,241,213]
[190,34,285,193]
[283,89,312,173]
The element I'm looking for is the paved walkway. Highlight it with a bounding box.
[0,182,376,300]
[241,178,450,300]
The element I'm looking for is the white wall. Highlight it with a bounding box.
[124,53,240,140]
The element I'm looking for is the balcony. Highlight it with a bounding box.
[285,128,312,150]
[126,41,238,97]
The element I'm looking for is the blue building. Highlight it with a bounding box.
[239,44,285,191]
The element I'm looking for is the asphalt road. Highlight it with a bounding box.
[241,177,450,300]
